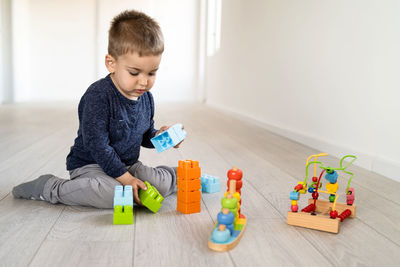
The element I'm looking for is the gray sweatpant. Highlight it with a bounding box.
[42,161,177,208]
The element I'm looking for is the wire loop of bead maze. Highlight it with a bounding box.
[287,153,357,233]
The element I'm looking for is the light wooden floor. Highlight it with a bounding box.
[0,103,399,267]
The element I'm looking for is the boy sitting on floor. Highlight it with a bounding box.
[13,10,181,208]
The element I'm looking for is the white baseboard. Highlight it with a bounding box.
[207,103,400,183]
[373,156,400,182]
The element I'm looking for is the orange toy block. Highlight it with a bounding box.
[177,179,201,191]
[177,200,201,214]
[177,160,201,180]
[177,190,201,203]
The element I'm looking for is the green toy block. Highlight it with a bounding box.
[139,181,164,213]
[113,205,133,224]
[234,221,245,231]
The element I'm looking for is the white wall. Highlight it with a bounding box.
[11,0,199,102]
[96,0,199,102]
[205,0,400,181]
[12,0,96,102]
[0,0,13,103]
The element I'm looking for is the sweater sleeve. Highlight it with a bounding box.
[81,92,127,178]
[141,92,158,148]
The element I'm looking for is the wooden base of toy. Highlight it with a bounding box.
[308,198,356,218]
[286,199,356,234]
[208,217,247,252]
[287,211,340,233]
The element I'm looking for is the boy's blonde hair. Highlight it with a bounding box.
[108,10,164,58]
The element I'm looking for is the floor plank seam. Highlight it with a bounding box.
[9,126,70,159]
[227,252,238,267]
[5,144,70,190]
[27,206,66,266]
[201,197,216,225]
[1,132,71,175]
[0,192,10,202]
[346,180,400,206]
[356,217,400,247]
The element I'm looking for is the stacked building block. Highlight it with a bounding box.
[139,181,164,213]
[150,123,187,153]
[177,160,201,214]
[113,185,134,224]
[201,174,220,193]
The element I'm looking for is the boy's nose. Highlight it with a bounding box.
[139,77,148,86]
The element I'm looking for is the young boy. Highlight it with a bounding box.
[12,10,180,209]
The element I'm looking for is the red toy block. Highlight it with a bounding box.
[227,167,243,180]
[177,160,201,180]
[338,209,352,222]
[177,190,201,203]
[294,184,303,191]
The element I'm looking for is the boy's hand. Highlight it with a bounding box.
[155,125,170,136]
[156,125,185,148]
[174,124,185,148]
[116,171,147,205]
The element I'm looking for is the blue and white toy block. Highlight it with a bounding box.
[113,185,133,207]
[201,174,220,193]
[151,123,187,153]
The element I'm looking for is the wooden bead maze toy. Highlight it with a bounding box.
[208,167,247,251]
[287,153,357,233]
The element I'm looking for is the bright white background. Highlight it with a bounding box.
[8,0,199,103]
[0,0,13,103]
[205,0,400,181]
[1,0,399,181]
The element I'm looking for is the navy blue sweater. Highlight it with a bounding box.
[66,74,158,178]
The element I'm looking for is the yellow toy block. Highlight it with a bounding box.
[326,182,339,193]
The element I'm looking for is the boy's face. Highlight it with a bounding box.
[105,52,162,100]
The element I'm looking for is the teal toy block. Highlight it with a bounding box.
[325,170,338,183]
[113,205,133,224]
[211,227,231,243]
[139,181,164,213]
[114,185,133,207]
[150,123,187,153]
[290,191,299,200]
[201,174,220,193]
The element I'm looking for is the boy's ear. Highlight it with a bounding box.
[105,54,116,73]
